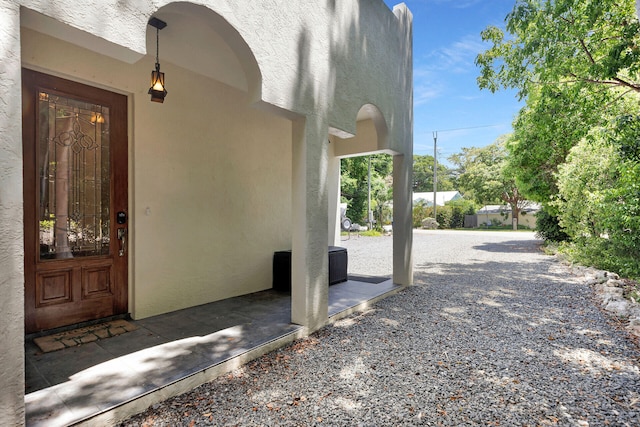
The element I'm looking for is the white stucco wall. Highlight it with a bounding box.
[132,64,292,317]
[15,1,411,148]
[0,4,25,426]
[1,1,412,423]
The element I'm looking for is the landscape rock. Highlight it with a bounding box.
[572,266,640,339]
[604,299,630,316]
[606,278,625,287]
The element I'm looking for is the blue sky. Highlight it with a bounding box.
[384,0,523,166]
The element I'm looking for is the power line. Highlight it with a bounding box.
[433,123,503,133]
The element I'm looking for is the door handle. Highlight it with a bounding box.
[117,228,127,256]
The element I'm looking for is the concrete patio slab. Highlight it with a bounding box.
[25,278,402,427]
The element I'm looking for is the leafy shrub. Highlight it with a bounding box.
[435,207,452,229]
[447,199,476,228]
[412,201,432,228]
[555,136,619,242]
[599,161,640,278]
[412,199,476,229]
[552,132,640,279]
[535,207,569,242]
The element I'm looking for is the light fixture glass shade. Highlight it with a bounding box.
[90,112,105,124]
[148,68,167,103]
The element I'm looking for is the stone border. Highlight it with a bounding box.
[563,264,640,339]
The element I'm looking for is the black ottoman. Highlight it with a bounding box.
[273,246,348,292]
[328,246,348,285]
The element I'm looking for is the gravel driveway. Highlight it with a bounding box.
[121,230,640,426]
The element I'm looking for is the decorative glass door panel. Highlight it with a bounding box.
[38,92,111,260]
[23,69,128,333]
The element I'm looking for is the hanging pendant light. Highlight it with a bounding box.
[148,17,167,103]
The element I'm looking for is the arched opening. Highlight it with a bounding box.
[332,103,391,155]
[331,104,396,281]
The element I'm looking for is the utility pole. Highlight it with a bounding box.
[368,155,372,229]
[433,131,438,221]
[428,124,499,223]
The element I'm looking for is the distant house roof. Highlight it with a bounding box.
[478,203,541,214]
[413,191,462,206]
[477,205,508,214]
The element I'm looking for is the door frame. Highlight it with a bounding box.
[22,68,129,333]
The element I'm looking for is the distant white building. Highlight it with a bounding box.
[476,203,541,229]
[413,191,463,206]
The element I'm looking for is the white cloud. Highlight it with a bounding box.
[411,34,486,106]
[424,34,486,74]
[414,83,443,106]
[412,66,444,105]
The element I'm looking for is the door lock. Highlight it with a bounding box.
[117,211,127,224]
[117,228,127,256]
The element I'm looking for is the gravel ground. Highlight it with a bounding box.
[121,230,640,426]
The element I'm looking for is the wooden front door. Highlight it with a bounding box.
[22,69,128,333]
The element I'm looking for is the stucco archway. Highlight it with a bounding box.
[149,2,262,104]
[329,102,412,286]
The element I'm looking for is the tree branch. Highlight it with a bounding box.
[578,37,597,65]
[566,73,640,92]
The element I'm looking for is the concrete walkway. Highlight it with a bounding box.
[25,277,400,426]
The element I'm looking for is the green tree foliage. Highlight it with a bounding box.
[476,0,640,277]
[476,0,640,99]
[535,207,570,242]
[340,154,393,226]
[342,154,458,228]
[449,143,504,204]
[412,155,455,192]
[599,114,640,277]
[507,85,614,203]
[341,157,368,223]
[613,114,640,162]
[601,162,640,277]
[370,172,393,229]
[555,130,640,278]
[476,0,640,204]
[449,137,528,227]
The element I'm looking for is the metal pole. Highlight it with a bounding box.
[368,155,372,229]
[433,131,438,221]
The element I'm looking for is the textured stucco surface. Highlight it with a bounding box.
[1,1,412,423]
[0,3,25,426]
[0,2,24,425]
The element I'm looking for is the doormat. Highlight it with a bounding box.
[33,319,138,353]
[348,275,390,284]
